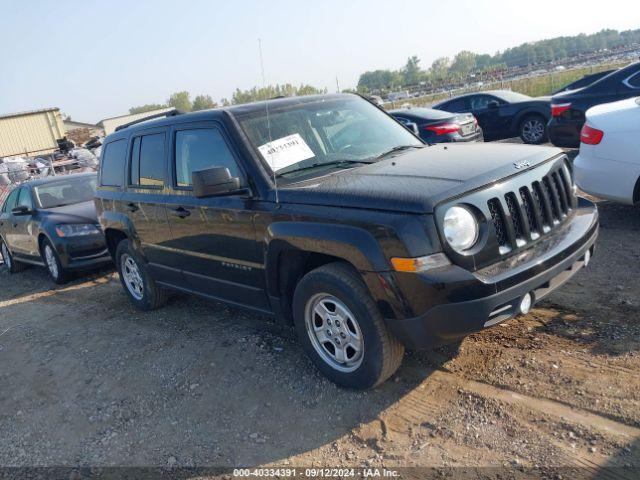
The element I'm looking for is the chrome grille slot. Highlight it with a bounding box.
[543,176,561,222]
[552,171,568,214]
[519,187,540,239]
[505,192,526,247]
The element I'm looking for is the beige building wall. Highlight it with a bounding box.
[0,109,65,157]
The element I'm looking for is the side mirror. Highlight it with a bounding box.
[487,100,500,110]
[11,205,32,216]
[404,122,419,135]
[192,166,244,198]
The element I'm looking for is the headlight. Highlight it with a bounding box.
[55,224,100,237]
[443,205,478,252]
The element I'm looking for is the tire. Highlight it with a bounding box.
[519,114,548,145]
[1,237,27,273]
[292,262,404,389]
[115,239,168,311]
[41,238,69,284]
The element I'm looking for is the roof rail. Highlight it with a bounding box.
[115,109,184,132]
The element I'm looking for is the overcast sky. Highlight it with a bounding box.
[1,0,638,123]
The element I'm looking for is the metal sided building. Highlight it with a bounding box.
[0,108,66,157]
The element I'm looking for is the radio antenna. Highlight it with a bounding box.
[258,38,278,203]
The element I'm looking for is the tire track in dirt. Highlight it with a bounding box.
[394,364,640,440]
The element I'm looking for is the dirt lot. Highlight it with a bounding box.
[1,197,639,477]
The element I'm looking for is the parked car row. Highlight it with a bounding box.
[1,94,600,390]
[397,61,640,148]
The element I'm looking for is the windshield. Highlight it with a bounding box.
[234,96,422,178]
[33,176,97,209]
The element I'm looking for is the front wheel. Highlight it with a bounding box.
[41,238,69,284]
[293,263,404,389]
[519,115,548,144]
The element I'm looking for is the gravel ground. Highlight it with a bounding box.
[0,150,639,478]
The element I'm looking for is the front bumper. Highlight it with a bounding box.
[53,234,112,270]
[384,199,598,349]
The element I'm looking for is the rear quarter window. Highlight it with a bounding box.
[625,72,640,89]
[100,139,127,187]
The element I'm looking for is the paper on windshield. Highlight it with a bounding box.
[257,134,315,171]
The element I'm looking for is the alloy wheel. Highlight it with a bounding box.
[1,242,11,269]
[522,118,545,143]
[121,254,144,300]
[304,293,364,372]
[44,245,59,279]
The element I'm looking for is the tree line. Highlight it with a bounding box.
[357,28,640,92]
[129,84,327,115]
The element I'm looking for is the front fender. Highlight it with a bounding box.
[265,221,388,272]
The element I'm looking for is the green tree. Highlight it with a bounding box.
[230,83,327,105]
[357,69,402,91]
[167,91,192,112]
[401,55,423,86]
[192,94,217,111]
[430,57,452,81]
[129,104,166,115]
[450,51,477,75]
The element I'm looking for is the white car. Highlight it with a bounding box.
[574,97,640,204]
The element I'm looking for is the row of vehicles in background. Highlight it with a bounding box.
[0,94,599,390]
[383,60,640,148]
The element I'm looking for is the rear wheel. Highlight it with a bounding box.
[293,263,404,389]
[41,238,69,284]
[1,238,27,273]
[115,239,168,311]
[519,115,548,144]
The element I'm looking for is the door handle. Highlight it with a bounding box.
[126,203,139,213]
[171,206,191,218]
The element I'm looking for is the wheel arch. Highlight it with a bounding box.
[514,109,548,132]
[265,222,389,323]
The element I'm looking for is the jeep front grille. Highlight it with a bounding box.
[487,165,574,255]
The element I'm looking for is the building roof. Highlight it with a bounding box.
[97,107,174,126]
[0,107,59,121]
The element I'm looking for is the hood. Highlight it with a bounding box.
[39,200,98,224]
[276,143,563,213]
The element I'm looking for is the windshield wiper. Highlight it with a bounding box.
[372,144,424,161]
[276,160,372,177]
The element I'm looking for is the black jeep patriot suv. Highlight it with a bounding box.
[95,94,598,389]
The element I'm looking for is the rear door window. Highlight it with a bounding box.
[440,98,468,112]
[174,128,240,188]
[469,95,496,110]
[100,139,127,187]
[130,133,165,187]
